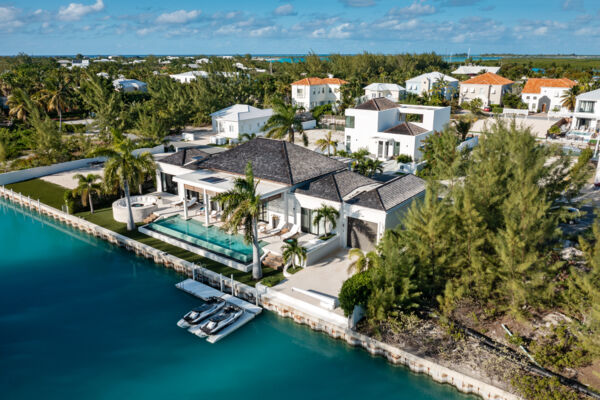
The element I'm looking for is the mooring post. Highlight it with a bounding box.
[38,199,41,210]
[230,274,234,295]
[219,273,223,292]
[255,288,259,306]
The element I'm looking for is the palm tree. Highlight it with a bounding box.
[453,117,473,142]
[348,248,380,274]
[134,151,156,194]
[39,72,74,132]
[213,162,263,280]
[262,98,307,145]
[281,238,307,270]
[71,173,103,213]
[92,131,155,231]
[7,88,29,122]
[561,86,580,112]
[315,131,338,156]
[313,204,339,236]
[354,157,383,178]
[238,132,257,142]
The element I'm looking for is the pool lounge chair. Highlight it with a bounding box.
[267,220,287,235]
[281,224,299,240]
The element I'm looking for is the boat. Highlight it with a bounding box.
[190,305,244,337]
[177,297,226,328]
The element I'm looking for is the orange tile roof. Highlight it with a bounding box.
[521,78,576,94]
[291,77,348,86]
[461,72,514,86]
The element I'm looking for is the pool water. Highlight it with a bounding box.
[148,215,263,263]
[0,198,474,400]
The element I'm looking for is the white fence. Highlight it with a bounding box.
[0,144,164,186]
[501,108,529,117]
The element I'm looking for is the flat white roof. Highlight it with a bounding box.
[364,83,405,91]
[452,66,500,75]
[406,71,458,83]
[210,104,273,122]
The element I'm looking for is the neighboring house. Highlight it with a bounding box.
[459,72,514,107]
[210,104,273,139]
[153,139,425,268]
[363,83,405,102]
[169,71,209,83]
[291,77,348,111]
[405,72,458,100]
[112,78,148,93]
[96,72,110,79]
[452,65,500,76]
[344,98,450,161]
[520,78,576,113]
[571,89,600,132]
[71,59,90,68]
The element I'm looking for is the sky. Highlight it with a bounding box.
[0,0,599,55]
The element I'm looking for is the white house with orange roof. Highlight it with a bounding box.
[459,72,514,107]
[520,78,576,113]
[291,77,348,111]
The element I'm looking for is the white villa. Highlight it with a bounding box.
[151,139,425,270]
[405,72,458,100]
[363,83,405,102]
[291,77,348,111]
[452,65,500,76]
[112,78,147,93]
[570,88,600,132]
[344,98,450,161]
[210,104,273,139]
[459,72,514,107]
[169,71,209,83]
[520,78,576,113]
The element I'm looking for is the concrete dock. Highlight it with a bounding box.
[176,279,262,343]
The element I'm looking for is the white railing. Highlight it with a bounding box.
[501,108,528,117]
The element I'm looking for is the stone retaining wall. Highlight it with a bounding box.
[1,185,519,400]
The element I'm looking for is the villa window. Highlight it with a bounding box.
[470,88,475,93]
[300,208,326,235]
[491,89,496,94]
[346,115,355,129]
[297,88,304,98]
[578,101,595,113]
[160,173,178,195]
[258,203,268,222]
[229,125,234,132]
[346,136,351,151]
[329,88,332,93]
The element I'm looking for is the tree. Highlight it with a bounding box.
[7,88,29,121]
[561,86,580,112]
[92,131,155,231]
[79,72,124,136]
[312,203,339,236]
[468,98,483,112]
[348,248,380,274]
[453,117,472,142]
[339,271,372,316]
[353,157,383,178]
[39,71,74,132]
[213,162,263,280]
[281,238,307,269]
[71,173,102,213]
[238,132,257,142]
[315,131,338,156]
[262,98,307,145]
[502,92,527,109]
[133,111,169,142]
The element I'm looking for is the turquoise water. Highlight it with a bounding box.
[148,215,263,263]
[0,199,475,400]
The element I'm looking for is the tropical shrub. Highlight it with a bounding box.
[339,271,372,316]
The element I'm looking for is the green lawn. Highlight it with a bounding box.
[4,178,283,287]
[6,179,68,210]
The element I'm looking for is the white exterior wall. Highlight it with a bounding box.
[405,79,458,100]
[521,86,571,113]
[292,84,342,111]
[459,83,511,106]
[212,116,271,139]
[364,89,402,102]
[571,98,600,131]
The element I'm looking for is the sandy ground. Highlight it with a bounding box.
[470,115,558,138]
[40,165,105,189]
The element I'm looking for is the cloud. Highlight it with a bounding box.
[562,0,584,11]
[312,23,353,39]
[339,0,376,7]
[249,26,279,37]
[0,7,24,32]
[435,0,481,6]
[388,1,436,17]
[58,0,104,21]
[274,4,297,16]
[156,9,201,24]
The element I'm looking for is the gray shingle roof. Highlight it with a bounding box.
[383,122,429,136]
[295,170,377,202]
[158,148,211,170]
[347,174,425,211]
[198,138,346,185]
[355,97,399,111]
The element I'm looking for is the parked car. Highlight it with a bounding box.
[483,106,492,112]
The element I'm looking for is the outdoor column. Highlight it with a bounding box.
[206,194,212,225]
[183,196,189,220]
[283,192,289,224]
[203,189,209,225]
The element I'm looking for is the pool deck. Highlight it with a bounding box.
[176,278,261,343]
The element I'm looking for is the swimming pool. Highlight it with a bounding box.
[147,215,263,264]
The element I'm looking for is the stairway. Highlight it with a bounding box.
[262,253,284,271]
[142,213,159,225]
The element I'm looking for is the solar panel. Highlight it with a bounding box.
[201,177,226,184]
